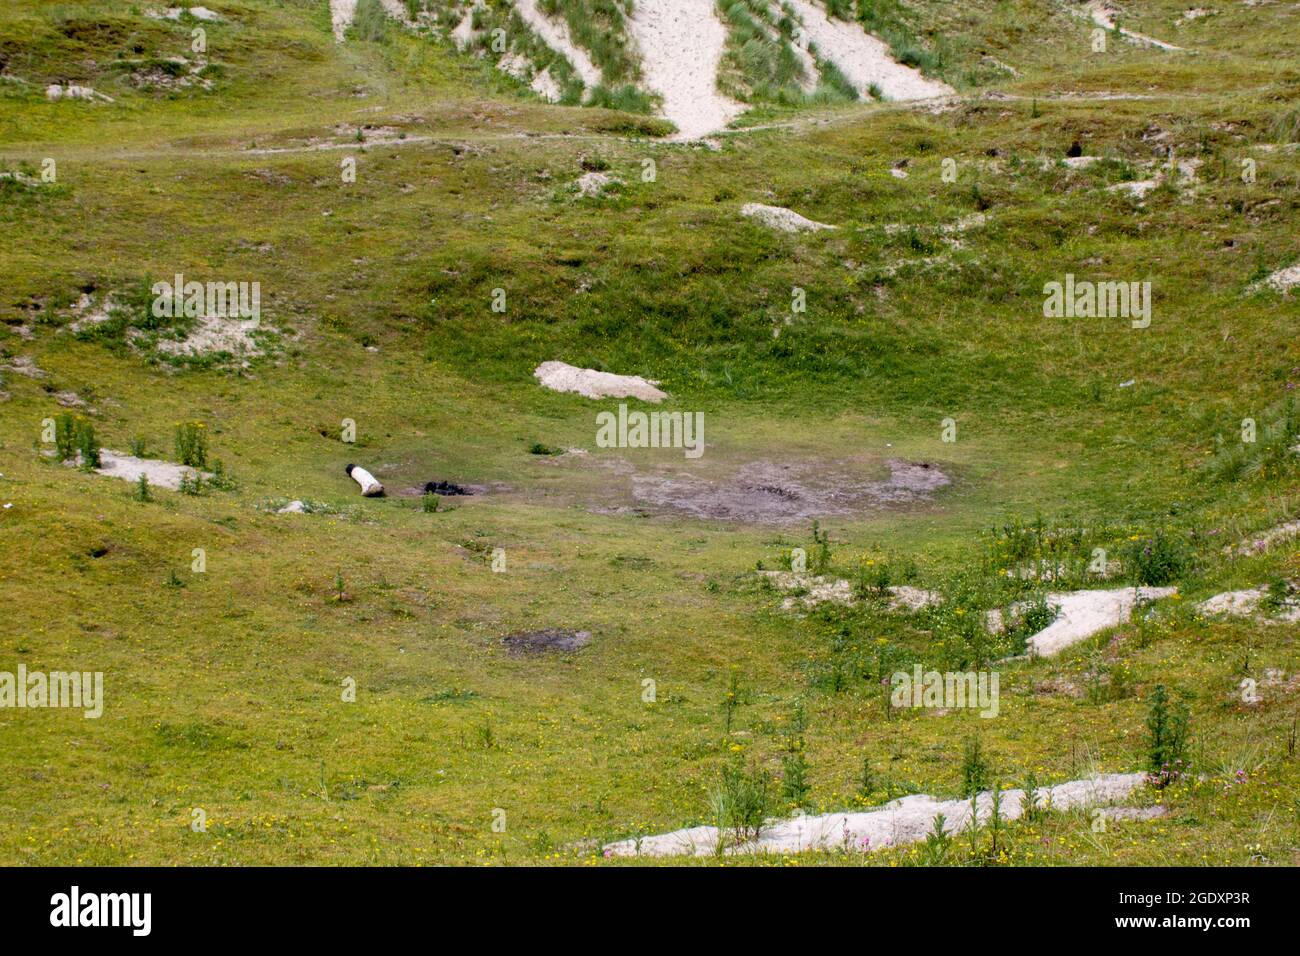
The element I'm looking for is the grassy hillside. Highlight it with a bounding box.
[1,0,1298,865]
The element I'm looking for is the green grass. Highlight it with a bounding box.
[1,0,1299,866]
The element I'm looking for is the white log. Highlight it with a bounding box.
[345,464,383,496]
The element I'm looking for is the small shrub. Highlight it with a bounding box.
[349,0,392,42]
[779,700,810,808]
[75,419,100,469]
[1021,772,1042,823]
[1144,683,1191,787]
[710,752,772,849]
[809,520,831,574]
[175,421,208,468]
[960,737,992,797]
[858,754,877,799]
[207,459,236,491]
[53,412,78,461]
[129,435,148,457]
[919,813,952,865]
[135,473,151,502]
[1124,530,1191,585]
[421,492,440,513]
[1261,578,1296,614]
[1003,594,1059,653]
[720,671,746,734]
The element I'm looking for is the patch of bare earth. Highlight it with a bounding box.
[501,628,592,654]
[626,458,949,523]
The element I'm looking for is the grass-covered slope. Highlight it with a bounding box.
[0,0,1298,865]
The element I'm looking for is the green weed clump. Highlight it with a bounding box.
[1124,531,1191,586]
[960,737,992,797]
[44,413,98,467]
[711,752,772,850]
[780,700,810,808]
[350,0,393,43]
[52,412,77,462]
[1145,684,1191,788]
[175,421,208,468]
[1203,398,1300,484]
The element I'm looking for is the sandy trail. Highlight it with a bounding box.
[330,0,357,42]
[784,0,952,101]
[1085,1,1182,51]
[512,0,603,89]
[605,772,1144,856]
[626,0,745,141]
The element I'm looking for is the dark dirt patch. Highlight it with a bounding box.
[626,458,951,524]
[395,480,487,498]
[501,629,592,655]
[423,480,473,496]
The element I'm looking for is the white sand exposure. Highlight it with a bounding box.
[605,772,1145,857]
[1198,587,1300,622]
[1026,587,1176,656]
[1085,1,1183,51]
[534,361,667,402]
[784,0,953,101]
[512,0,603,89]
[626,0,745,141]
[330,0,357,42]
[741,203,836,232]
[1255,263,1300,293]
[91,451,211,491]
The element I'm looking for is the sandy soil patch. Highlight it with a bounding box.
[46,84,113,103]
[785,0,952,101]
[1228,518,1300,555]
[1198,587,1300,622]
[0,356,45,379]
[146,6,223,21]
[575,171,620,197]
[626,0,745,140]
[759,570,940,611]
[451,7,479,49]
[605,772,1144,856]
[513,0,603,88]
[155,314,263,360]
[1084,1,1183,51]
[534,361,667,402]
[1025,587,1176,656]
[330,0,358,42]
[91,451,211,491]
[741,203,836,232]
[1255,263,1300,293]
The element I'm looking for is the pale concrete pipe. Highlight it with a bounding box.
[345,463,384,497]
